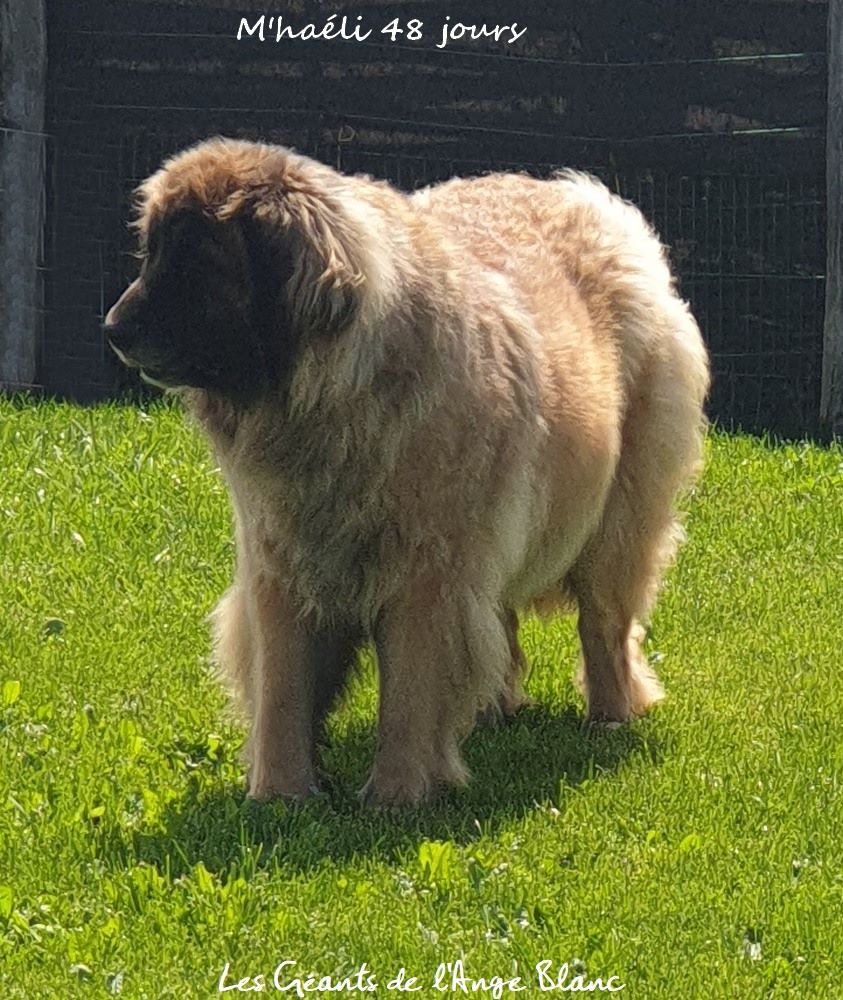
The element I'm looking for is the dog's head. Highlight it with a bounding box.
[104,139,371,400]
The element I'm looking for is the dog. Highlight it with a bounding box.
[105,138,709,806]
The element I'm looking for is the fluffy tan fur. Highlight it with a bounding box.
[132,139,710,805]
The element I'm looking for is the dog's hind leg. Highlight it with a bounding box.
[478,608,532,725]
[570,577,665,725]
[311,625,362,739]
[361,581,510,806]
[500,608,532,715]
[569,494,676,725]
[569,357,705,723]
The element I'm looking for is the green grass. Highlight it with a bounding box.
[1,397,841,999]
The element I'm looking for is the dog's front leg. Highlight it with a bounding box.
[361,581,510,807]
[244,571,316,800]
[244,573,355,801]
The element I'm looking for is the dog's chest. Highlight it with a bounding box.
[240,428,408,622]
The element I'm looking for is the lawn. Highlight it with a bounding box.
[1,397,841,998]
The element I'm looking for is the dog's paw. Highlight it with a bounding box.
[477,691,535,727]
[358,769,433,809]
[247,765,321,803]
[584,715,626,731]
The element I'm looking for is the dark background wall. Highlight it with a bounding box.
[43,0,829,436]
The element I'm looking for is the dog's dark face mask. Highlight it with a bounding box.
[104,209,291,400]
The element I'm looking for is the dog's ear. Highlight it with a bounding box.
[218,185,365,339]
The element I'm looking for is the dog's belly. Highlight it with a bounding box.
[503,518,598,608]
[496,450,615,609]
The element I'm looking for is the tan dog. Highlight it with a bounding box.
[105,138,709,806]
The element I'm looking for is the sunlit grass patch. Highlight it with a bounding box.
[1,397,841,997]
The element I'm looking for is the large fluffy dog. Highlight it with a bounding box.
[105,138,709,806]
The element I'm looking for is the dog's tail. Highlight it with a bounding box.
[552,169,710,417]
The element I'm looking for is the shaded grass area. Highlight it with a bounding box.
[1,398,841,997]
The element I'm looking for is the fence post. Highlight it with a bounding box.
[0,0,47,392]
[822,0,843,437]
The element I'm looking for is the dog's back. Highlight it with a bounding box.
[414,171,708,410]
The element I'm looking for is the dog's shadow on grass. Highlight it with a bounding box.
[119,705,664,878]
